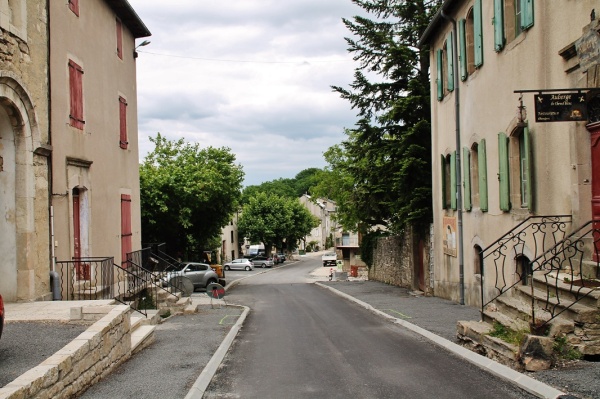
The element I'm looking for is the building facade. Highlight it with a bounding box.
[49,1,149,281]
[299,194,336,251]
[0,1,51,301]
[421,0,600,305]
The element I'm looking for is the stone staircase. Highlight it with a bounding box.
[458,269,600,371]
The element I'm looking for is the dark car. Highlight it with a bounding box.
[0,294,4,340]
[276,253,286,263]
[251,255,274,268]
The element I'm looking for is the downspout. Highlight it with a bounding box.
[440,8,465,305]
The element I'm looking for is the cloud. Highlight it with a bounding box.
[129,0,361,186]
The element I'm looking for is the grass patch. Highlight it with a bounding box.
[488,322,528,346]
[553,336,583,361]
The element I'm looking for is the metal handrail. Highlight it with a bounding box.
[127,248,183,301]
[479,215,572,316]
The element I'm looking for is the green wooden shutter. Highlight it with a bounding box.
[493,0,505,52]
[474,0,484,68]
[441,154,447,209]
[521,0,534,30]
[463,147,472,211]
[459,19,467,81]
[446,32,454,91]
[451,151,457,210]
[523,125,533,210]
[478,139,488,212]
[436,49,443,100]
[498,132,510,211]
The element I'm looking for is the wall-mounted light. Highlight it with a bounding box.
[133,40,150,58]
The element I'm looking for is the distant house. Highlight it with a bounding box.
[220,213,242,263]
[299,195,336,251]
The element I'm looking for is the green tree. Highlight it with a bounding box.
[238,193,318,254]
[139,133,244,258]
[322,0,438,235]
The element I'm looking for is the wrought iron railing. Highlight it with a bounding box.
[112,261,152,317]
[479,215,572,315]
[527,220,600,327]
[55,257,115,301]
[127,248,183,302]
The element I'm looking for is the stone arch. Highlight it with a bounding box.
[0,73,48,301]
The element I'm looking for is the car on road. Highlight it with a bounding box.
[0,294,4,340]
[223,258,254,271]
[251,255,274,268]
[275,253,286,263]
[162,262,218,290]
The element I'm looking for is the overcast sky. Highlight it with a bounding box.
[128,0,363,186]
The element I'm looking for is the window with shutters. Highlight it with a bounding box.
[116,18,123,59]
[466,8,476,74]
[498,132,510,211]
[119,96,128,149]
[463,147,472,211]
[494,0,505,52]
[478,139,488,212]
[441,154,451,209]
[68,60,84,130]
[69,0,79,16]
[121,194,132,267]
[510,126,533,209]
[504,0,534,44]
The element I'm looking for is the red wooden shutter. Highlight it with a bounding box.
[69,0,79,16]
[116,19,123,59]
[68,60,84,129]
[119,96,128,149]
[121,194,132,267]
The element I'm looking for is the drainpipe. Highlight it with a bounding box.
[440,8,465,305]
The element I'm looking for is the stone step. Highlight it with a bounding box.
[531,272,600,308]
[131,324,156,354]
[515,285,599,323]
[457,320,519,364]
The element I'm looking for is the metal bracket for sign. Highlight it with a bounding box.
[514,88,595,94]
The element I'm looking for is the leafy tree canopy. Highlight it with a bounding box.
[140,133,244,259]
[238,192,319,254]
[314,0,438,235]
[242,168,324,203]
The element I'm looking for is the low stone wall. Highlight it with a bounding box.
[0,305,132,399]
[369,226,433,295]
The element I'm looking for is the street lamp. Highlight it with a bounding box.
[133,40,150,58]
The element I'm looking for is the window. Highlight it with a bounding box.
[458,19,467,81]
[504,0,534,44]
[69,0,79,16]
[441,153,455,210]
[119,96,127,149]
[121,194,132,267]
[498,125,532,212]
[68,60,84,130]
[230,230,234,244]
[473,245,483,275]
[498,132,510,211]
[116,18,123,59]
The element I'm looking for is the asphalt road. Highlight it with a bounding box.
[204,258,537,399]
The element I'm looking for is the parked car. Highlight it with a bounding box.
[0,294,4,340]
[276,253,286,263]
[251,255,274,268]
[162,262,218,290]
[223,258,254,271]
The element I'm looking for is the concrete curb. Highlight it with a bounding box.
[315,282,566,399]
[184,304,250,399]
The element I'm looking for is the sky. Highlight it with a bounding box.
[127,0,364,187]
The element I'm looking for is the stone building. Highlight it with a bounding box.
[0,1,51,301]
[299,194,336,251]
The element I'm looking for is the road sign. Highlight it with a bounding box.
[207,283,225,299]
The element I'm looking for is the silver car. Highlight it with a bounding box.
[223,258,254,271]
[251,255,274,268]
[162,262,218,289]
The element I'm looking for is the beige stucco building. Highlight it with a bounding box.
[421,0,600,306]
[0,1,51,301]
[299,194,336,251]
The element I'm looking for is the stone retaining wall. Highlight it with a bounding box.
[369,226,433,295]
[0,305,132,399]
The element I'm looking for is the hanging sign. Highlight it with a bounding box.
[534,93,587,122]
